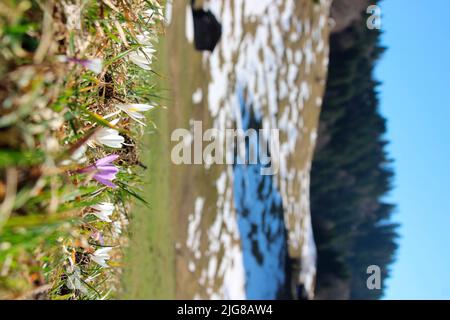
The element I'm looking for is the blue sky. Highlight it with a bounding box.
[376,0,450,299]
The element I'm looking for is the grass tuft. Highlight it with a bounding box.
[0,0,165,299]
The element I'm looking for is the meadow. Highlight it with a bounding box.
[0,0,165,299]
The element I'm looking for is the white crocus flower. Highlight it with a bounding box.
[66,265,88,294]
[61,144,87,165]
[115,103,154,126]
[83,58,103,74]
[91,202,115,222]
[129,33,156,70]
[144,3,164,24]
[90,247,112,268]
[71,144,88,163]
[90,119,124,148]
[144,8,164,24]
[113,220,122,237]
[128,47,156,70]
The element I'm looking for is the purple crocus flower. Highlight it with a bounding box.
[79,154,119,188]
[91,231,105,245]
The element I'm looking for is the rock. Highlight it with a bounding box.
[330,0,371,33]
